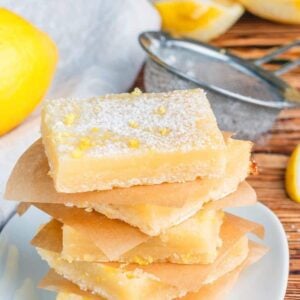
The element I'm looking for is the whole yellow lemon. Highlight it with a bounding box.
[0,8,58,136]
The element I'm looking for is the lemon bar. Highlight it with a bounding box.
[5,136,252,208]
[37,236,248,300]
[62,209,223,265]
[33,210,261,268]
[41,89,226,192]
[42,241,267,300]
[37,247,183,300]
[74,138,252,235]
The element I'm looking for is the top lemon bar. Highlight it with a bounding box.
[41,89,226,193]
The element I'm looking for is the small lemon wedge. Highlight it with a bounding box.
[237,0,300,24]
[286,144,300,202]
[154,0,244,41]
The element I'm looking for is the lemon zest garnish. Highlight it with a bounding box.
[128,120,139,128]
[90,127,100,133]
[132,256,153,265]
[79,137,92,150]
[63,113,76,126]
[159,127,171,136]
[127,139,140,149]
[126,273,135,279]
[155,105,166,116]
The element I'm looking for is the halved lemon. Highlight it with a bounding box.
[154,0,244,41]
[285,144,300,203]
[237,0,300,24]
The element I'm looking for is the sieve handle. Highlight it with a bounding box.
[254,40,300,75]
[273,59,300,76]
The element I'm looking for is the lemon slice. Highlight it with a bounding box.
[237,0,300,24]
[286,144,300,202]
[154,0,244,41]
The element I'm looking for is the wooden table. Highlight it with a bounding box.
[216,14,300,300]
[136,13,300,300]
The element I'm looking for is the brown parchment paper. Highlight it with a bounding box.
[39,241,267,300]
[204,181,256,211]
[31,203,148,261]
[32,211,264,292]
[180,240,268,300]
[31,219,63,253]
[5,137,252,208]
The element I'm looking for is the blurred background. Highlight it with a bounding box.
[0,1,300,298]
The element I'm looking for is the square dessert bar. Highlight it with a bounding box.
[62,209,223,265]
[42,240,267,300]
[80,138,252,236]
[37,236,248,300]
[41,89,226,193]
[38,248,183,300]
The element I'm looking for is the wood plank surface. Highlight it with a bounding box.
[136,13,300,300]
[214,14,300,300]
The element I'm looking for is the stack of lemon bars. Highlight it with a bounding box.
[5,89,268,300]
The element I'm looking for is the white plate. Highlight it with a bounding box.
[0,203,289,300]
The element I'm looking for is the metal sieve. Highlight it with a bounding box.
[139,31,300,140]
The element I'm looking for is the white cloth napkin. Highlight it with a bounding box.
[0,0,160,228]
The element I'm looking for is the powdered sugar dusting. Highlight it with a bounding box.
[42,89,224,157]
